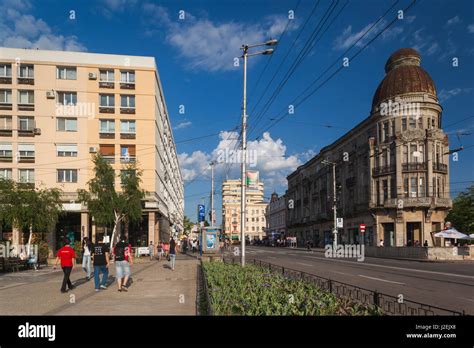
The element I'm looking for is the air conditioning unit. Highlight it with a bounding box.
[46,90,55,99]
[88,72,97,80]
[33,128,41,135]
[89,147,97,153]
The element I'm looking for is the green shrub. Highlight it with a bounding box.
[202,262,382,316]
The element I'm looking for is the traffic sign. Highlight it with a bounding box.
[359,224,366,233]
[197,204,205,222]
[336,218,343,228]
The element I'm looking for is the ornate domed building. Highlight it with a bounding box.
[286,48,451,249]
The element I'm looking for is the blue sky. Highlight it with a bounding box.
[1,0,473,223]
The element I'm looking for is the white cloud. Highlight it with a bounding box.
[438,88,472,102]
[179,130,312,192]
[333,20,403,51]
[445,15,461,27]
[0,0,86,51]
[174,121,192,130]
[142,4,296,72]
[100,0,138,19]
[426,42,440,55]
[468,24,474,33]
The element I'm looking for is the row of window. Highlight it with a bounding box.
[0,143,136,160]
[374,174,446,202]
[0,64,136,84]
[0,168,136,184]
[0,116,137,135]
[0,89,136,108]
[377,116,440,142]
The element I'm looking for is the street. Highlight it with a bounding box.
[236,246,474,315]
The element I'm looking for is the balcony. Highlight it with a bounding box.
[120,156,136,164]
[383,197,431,208]
[17,77,34,85]
[0,76,12,84]
[99,106,115,114]
[433,162,448,173]
[120,107,135,114]
[120,132,136,139]
[18,127,35,137]
[102,155,115,164]
[17,103,35,111]
[372,164,395,176]
[99,131,115,139]
[120,82,135,90]
[18,155,35,163]
[99,81,115,89]
[0,154,12,162]
[0,128,12,137]
[0,102,12,111]
[402,162,426,172]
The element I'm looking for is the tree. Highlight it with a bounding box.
[0,179,62,255]
[446,184,474,234]
[78,154,145,247]
[183,216,194,235]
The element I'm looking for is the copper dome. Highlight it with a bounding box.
[372,48,437,109]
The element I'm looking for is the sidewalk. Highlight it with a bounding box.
[0,254,198,315]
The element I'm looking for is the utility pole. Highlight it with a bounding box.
[210,161,216,226]
[322,159,338,249]
[239,39,277,267]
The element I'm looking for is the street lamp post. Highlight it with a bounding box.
[240,39,277,267]
[322,159,338,249]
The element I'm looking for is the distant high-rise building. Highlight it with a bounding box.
[221,175,267,242]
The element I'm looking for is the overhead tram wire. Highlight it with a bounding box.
[253,0,416,139]
[246,0,303,107]
[247,0,349,139]
[251,0,399,139]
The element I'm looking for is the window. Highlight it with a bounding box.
[57,66,77,80]
[99,69,114,82]
[404,177,409,197]
[18,65,34,78]
[390,178,396,198]
[0,89,12,104]
[0,168,12,179]
[383,121,389,141]
[57,144,78,157]
[99,144,115,162]
[120,71,135,83]
[0,116,12,130]
[120,95,135,108]
[382,180,388,201]
[410,177,417,197]
[18,143,35,159]
[0,143,12,158]
[409,116,416,128]
[120,120,136,133]
[402,118,407,131]
[18,116,34,131]
[382,149,388,166]
[0,64,12,77]
[57,169,77,183]
[57,117,77,132]
[418,116,423,129]
[433,177,437,197]
[99,94,115,107]
[120,145,136,162]
[99,119,115,133]
[431,117,436,128]
[19,169,34,183]
[57,92,77,105]
[410,144,417,162]
[419,176,425,197]
[376,180,380,205]
[18,90,34,104]
[391,119,396,136]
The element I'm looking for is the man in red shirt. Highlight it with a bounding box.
[53,238,76,293]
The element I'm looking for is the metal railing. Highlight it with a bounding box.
[223,257,464,316]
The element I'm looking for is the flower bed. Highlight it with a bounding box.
[202,262,382,316]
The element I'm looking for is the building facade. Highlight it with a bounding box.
[286,48,451,248]
[0,47,184,251]
[222,179,267,241]
[265,192,287,239]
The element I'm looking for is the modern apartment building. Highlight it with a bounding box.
[286,48,451,247]
[265,192,287,239]
[221,178,267,241]
[0,47,184,250]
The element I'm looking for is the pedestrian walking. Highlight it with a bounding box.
[169,237,179,271]
[379,239,384,247]
[148,241,155,261]
[92,237,110,291]
[53,238,76,293]
[157,241,163,261]
[81,237,93,280]
[192,239,197,253]
[423,240,429,247]
[163,242,169,259]
[114,235,133,292]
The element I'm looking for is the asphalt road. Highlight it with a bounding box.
[238,246,474,315]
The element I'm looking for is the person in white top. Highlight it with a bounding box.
[82,237,93,280]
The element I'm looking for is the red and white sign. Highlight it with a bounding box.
[359,224,366,233]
